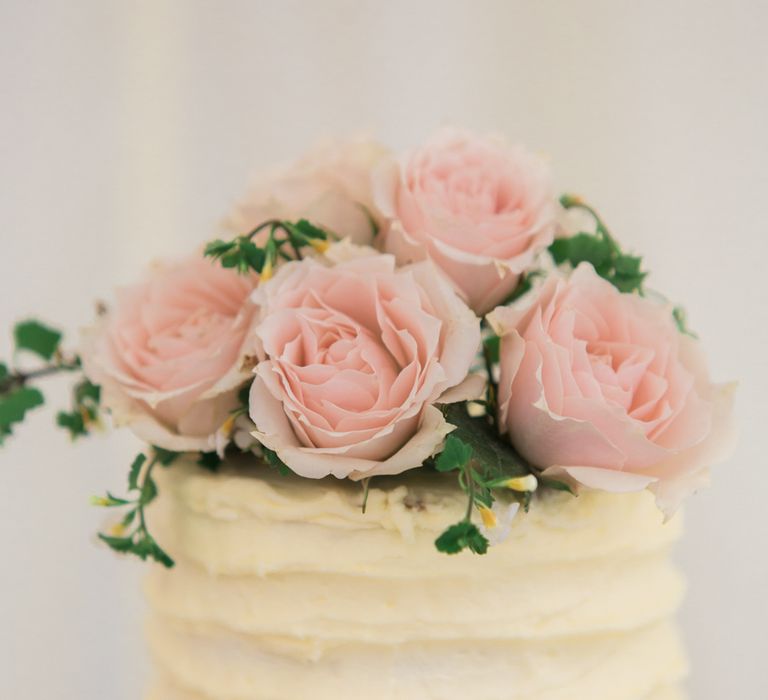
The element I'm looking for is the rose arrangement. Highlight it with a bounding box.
[0,129,735,564]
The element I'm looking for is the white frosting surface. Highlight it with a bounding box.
[145,460,687,699]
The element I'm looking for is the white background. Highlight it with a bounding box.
[1,1,766,698]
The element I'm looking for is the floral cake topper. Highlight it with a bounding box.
[0,129,736,565]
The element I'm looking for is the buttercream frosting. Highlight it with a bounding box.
[145,459,687,699]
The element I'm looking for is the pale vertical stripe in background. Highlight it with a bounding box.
[0,2,766,699]
[115,0,189,266]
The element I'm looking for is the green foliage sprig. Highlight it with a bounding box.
[552,194,697,334]
[550,194,646,294]
[92,447,181,568]
[56,378,101,439]
[204,218,334,278]
[0,319,87,445]
[434,404,539,555]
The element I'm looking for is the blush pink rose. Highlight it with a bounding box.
[81,255,261,451]
[374,129,556,315]
[488,264,735,515]
[224,137,388,246]
[248,244,484,479]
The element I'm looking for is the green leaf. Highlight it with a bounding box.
[292,219,328,240]
[566,233,613,268]
[614,254,642,276]
[441,403,530,481]
[538,476,577,495]
[75,379,100,404]
[153,446,181,466]
[98,533,135,553]
[91,492,132,507]
[435,435,473,472]
[56,378,100,440]
[105,491,132,506]
[220,249,242,269]
[0,386,44,428]
[483,335,500,364]
[612,273,646,293]
[197,451,222,472]
[263,447,292,476]
[549,234,646,295]
[127,453,147,491]
[435,521,489,555]
[150,544,175,568]
[13,320,62,360]
[128,533,174,567]
[548,238,571,264]
[204,239,236,258]
[56,410,86,438]
[239,240,266,271]
[0,363,7,381]
[140,475,158,506]
[145,537,175,568]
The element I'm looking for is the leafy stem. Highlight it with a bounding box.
[0,358,80,394]
[204,218,335,278]
[551,194,647,294]
[1,319,100,445]
[560,194,620,252]
[556,194,696,333]
[93,447,181,568]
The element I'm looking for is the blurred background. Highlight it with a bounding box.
[1,1,766,698]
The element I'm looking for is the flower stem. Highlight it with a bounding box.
[482,343,497,428]
[0,360,80,396]
[464,462,476,521]
[244,219,282,241]
[560,195,620,253]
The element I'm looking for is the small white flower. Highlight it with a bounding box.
[477,500,520,546]
[215,413,260,457]
[503,474,538,493]
[232,414,260,453]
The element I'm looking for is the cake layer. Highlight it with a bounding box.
[153,461,682,577]
[146,551,683,644]
[146,618,686,700]
[146,460,687,699]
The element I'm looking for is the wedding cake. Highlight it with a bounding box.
[0,128,734,700]
[145,461,686,700]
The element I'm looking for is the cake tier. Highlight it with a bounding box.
[145,460,687,699]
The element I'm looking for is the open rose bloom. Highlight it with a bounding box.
[81,256,261,451]
[248,244,483,479]
[488,264,736,515]
[375,129,556,314]
[224,137,388,246]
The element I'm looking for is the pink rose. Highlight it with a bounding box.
[488,264,735,515]
[375,129,556,315]
[224,137,388,246]
[248,244,484,479]
[81,256,261,451]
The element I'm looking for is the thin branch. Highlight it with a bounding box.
[0,361,80,395]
